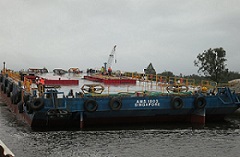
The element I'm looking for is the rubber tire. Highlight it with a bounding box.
[18,101,24,113]
[84,99,98,112]
[171,96,184,109]
[109,97,122,111]
[194,96,206,109]
[30,98,44,111]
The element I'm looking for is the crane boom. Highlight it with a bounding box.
[106,45,117,68]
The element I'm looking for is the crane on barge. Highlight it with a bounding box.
[103,45,117,74]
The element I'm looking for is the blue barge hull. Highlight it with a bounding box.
[1,73,240,129]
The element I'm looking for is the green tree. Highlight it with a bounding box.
[194,47,228,83]
[223,71,240,82]
[159,71,174,77]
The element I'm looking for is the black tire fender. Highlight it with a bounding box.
[194,96,206,109]
[171,96,184,109]
[26,101,33,114]
[84,99,98,112]
[14,91,22,104]
[30,98,44,111]
[18,101,24,113]
[9,83,13,92]
[6,88,11,97]
[109,97,122,111]
[4,79,8,87]
[10,94,15,104]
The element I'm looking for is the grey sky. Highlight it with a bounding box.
[0,0,239,75]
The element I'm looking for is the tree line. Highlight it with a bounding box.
[158,47,240,84]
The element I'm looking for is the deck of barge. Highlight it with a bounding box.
[84,74,136,84]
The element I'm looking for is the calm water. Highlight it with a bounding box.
[1,102,240,157]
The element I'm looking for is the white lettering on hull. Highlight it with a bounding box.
[135,99,160,107]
